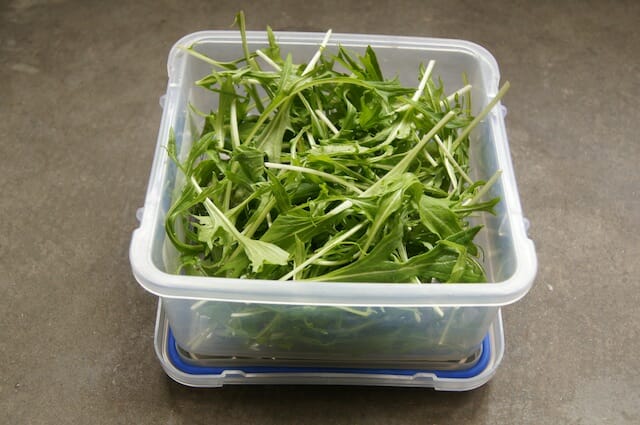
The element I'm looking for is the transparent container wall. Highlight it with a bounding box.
[152,37,517,284]
[147,34,514,362]
[163,298,498,361]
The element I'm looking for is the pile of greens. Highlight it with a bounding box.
[166,12,508,357]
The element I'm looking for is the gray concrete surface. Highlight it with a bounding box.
[1,0,639,423]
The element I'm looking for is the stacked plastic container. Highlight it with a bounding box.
[129,31,537,391]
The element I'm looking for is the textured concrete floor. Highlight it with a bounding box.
[1,0,639,423]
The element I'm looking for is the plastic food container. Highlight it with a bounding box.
[153,301,505,391]
[130,31,537,374]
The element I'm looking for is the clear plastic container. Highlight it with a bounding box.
[130,31,537,364]
[153,302,505,391]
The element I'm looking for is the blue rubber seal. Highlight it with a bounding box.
[166,328,491,379]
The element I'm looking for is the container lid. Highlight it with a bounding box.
[166,327,491,378]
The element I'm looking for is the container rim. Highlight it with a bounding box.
[167,31,502,94]
[129,31,537,308]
